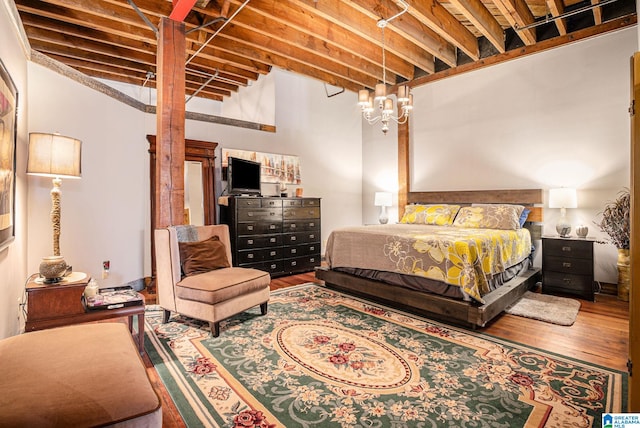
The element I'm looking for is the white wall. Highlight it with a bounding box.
[27,62,148,287]
[362,27,637,284]
[28,65,361,286]
[0,0,29,338]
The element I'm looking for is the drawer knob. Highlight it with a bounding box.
[270,251,276,256]
[248,254,254,259]
[562,262,571,268]
[310,258,315,262]
[270,225,276,229]
[563,278,571,284]
[292,261,297,266]
[248,239,254,245]
[291,224,297,229]
[291,249,297,254]
[309,234,315,239]
[270,238,276,243]
[562,246,572,252]
[270,264,277,269]
[291,236,297,241]
[309,222,315,227]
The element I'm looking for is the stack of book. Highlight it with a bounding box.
[84,286,143,311]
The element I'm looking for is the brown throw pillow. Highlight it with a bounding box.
[178,235,230,276]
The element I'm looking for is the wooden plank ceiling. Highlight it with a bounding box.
[14,0,637,102]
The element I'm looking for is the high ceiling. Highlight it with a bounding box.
[13,0,637,103]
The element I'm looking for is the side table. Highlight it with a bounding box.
[541,236,595,301]
[25,272,146,353]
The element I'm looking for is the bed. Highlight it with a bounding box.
[316,189,543,328]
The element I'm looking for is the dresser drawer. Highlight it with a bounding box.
[261,198,283,208]
[543,255,592,275]
[543,271,593,295]
[284,219,320,232]
[284,231,321,245]
[238,221,282,235]
[543,238,593,260]
[237,208,282,222]
[284,255,321,272]
[237,234,282,250]
[236,198,264,209]
[259,259,284,274]
[282,198,302,207]
[284,207,320,220]
[238,247,283,264]
[285,243,320,258]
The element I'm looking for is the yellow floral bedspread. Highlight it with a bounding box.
[325,224,532,303]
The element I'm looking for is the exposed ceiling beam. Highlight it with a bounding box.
[170,0,198,21]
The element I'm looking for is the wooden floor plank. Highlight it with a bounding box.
[141,270,629,425]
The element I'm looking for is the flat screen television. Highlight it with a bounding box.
[227,157,262,196]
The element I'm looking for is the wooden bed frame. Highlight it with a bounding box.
[315,189,544,329]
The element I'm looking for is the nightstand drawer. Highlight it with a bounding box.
[543,255,592,275]
[543,271,593,295]
[543,238,593,259]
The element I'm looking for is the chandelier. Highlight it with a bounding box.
[358,2,413,135]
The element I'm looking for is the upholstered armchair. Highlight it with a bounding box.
[154,224,270,337]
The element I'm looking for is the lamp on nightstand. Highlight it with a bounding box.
[549,187,577,238]
[374,192,392,224]
[27,132,82,283]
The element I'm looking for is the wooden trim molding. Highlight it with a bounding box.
[628,52,640,411]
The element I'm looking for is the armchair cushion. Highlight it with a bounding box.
[179,235,230,276]
[176,267,270,305]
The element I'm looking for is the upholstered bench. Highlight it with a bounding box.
[0,323,161,427]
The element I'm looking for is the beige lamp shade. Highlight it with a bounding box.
[27,133,82,179]
[548,188,577,209]
[374,192,392,207]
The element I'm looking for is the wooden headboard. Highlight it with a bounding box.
[406,189,544,223]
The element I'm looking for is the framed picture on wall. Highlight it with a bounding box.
[0,58,17,251]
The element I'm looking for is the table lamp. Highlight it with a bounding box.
[27,132,82,283]
[374,192,392,224]
[548,187,577,238]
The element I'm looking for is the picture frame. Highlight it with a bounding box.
[0,59,17,251]
[221,148,301,185]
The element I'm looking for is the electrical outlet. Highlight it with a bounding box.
[102,260,110,279]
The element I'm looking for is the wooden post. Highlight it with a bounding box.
[155,17,186,229]
[398,118,410,219]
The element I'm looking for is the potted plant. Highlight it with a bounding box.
[595,188,630,301]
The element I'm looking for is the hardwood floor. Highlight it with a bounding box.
[143,271,629,427]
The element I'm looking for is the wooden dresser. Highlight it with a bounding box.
[542,236,595,301]
[221,196,321,277]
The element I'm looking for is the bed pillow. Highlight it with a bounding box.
[519,208,531,227]
[399,204,461,226]
[453,204,525,230]
[178,235,230,276]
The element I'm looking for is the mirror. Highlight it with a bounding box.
[147,135,218,282]
[184,160,204,225]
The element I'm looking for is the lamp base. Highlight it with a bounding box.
[556,221,572,238]
[378,206,389,224]
[39,256,69,284]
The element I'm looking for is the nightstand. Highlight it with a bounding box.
[542,236,595,301]
[25,272,146,353]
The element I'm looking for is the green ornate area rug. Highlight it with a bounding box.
[144,283,626,428]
